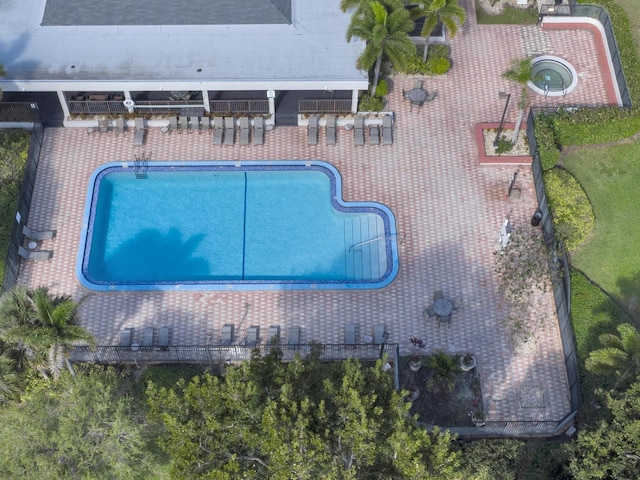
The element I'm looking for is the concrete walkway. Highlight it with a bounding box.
[20,2,614,425]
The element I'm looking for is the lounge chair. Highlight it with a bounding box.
[307,116,318,145]
[18,246,53,261]
[212,117,224,144]
[267,325,281,344]
[287,326,301,345]
[189,116,199,133]
[158,326,171,350]
[178,116,188,134]
[326,115,336,145]
[374,324,388,344]
[200,116,210,133]
[239,117,250,145]
[245,326,259,346]
[133,117,145,146]
[382,115,393,145]
[115,117,126,137]
[253,117,264,145]
[369,124,380,145]
[221,324,234,345]
[345,323,356,345]
[142,327,155,349]
[98,119,109,134]
[119,328,134,347]
[354,116,364,146]
[223,117,235,145]
[23,225,56,241]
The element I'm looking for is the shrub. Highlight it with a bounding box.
[554,107,640,145]
[543,168,595,251]
[458,439,526,480]
[400,44,451,75]
[533,113,561,170]
[374,79,388,98]
[426,56,451,75]
[358,94,384,112]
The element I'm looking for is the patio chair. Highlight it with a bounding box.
[307,116,318,145]
[287,326,301,345]
[158,326,171,350]
[189,116,199,133]
[369,124,379,145]
[115,116,126,137]
[133,117,146,146]
[382,115,393,145]
[223,117,235,145]
[438,314,452,328]
[239,116,250,145]
[425,92,437,102]
[23,225,56,241]
[267,325,281,344]
[326,115,336,145]
[354,116,365,146]
[245,326,260,346]
[413,80,423,90]
[167,116,178,134]
[212,117,224,144]
[345,323,356,345]
[142,327,155,349]
[98,119,109,134]
[424,306,437,319]
[18,246,53,261]
[221,324,234,345]
[178,115,188,134]
[374,324,388,344]
[119,328,134,347]
[253,116,264,145]
[200,116,211,133]
[434,290,444,301]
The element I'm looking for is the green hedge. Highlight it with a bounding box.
[543,168,594,251]
[553,107,640,145]
[533,112,561,170]
[400,44,451,76]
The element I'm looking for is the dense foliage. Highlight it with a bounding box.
[0,366,164,479]
[147,349,462,479]
[543,168,594,252]
[457,439,526,480]
[533,112,561,170]
[400,44,452,75]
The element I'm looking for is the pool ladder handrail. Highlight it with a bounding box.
[133,152,150,179]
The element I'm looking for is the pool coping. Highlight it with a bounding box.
[77,160,400,291]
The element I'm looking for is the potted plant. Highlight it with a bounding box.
[409,336,425,371]
[460,353,476,371]
[471,410,487,427]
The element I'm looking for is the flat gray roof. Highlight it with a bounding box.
[42,0,291,26]
[0,0,367,88]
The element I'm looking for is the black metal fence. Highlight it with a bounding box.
[209,99,269,114]
[1,104,45,292]
[575,4,631,107]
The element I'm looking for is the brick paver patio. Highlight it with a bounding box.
[19,3,615,424]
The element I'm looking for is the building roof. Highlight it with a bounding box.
[0,0,367,90]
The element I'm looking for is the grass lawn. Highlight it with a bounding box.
[616,0,640,53]
[561,141,640,316]
[475,0,538,25]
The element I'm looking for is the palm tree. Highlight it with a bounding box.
[345,0,416,96]
[502,58,534,143]
[410,0,466,62]
[586,323,640,390]
[0,348,21,404]
[0,286,95,379]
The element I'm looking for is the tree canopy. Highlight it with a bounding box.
[147,349,462,479]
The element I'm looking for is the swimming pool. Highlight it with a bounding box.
[78,161,399,291]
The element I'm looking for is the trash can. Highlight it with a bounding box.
[531,210,543,227]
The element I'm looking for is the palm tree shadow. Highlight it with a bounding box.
[106,228,209,282]
[615,270,640,320]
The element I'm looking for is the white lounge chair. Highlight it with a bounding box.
[158,326,171,350]
[189,116,199,133]
[345,323,356,345]
[133,118,145,146]
[307,116,318,145]
[115,117,126,137]
[221,324,234,345]
[382,115,393,145]
[178,116,188,134]
[245,326,259,346]
[253,117,264,145]
[223,117,235,145]
[239,117,250,145]
[369,124,380,145]
[200,116,210,133]
[354,116,364,146]
[212,117,224,145]
[119,328,134,347]
[287,326,301,345]
[23,225,56,241]
[326,115,336,145]
[267,325,280,344]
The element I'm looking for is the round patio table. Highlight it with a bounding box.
[407,88,427,104]
[433,298,453,317]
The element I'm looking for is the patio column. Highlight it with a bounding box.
[266,90,275,116]
[202,90,210,113]
[57,91,70,119]
[351,89,359,113]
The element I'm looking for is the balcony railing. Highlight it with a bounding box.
[299,99,352,113]
[209,99,269,114]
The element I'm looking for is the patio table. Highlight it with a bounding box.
[406,88,427,105]
[433,298,453,317]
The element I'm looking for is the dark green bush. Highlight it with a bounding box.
[358,94,384,112]
[374,79,388,98]
[554,107,640,145]
[543,168,595,251]
[400,44,451,75]
[533,113,561,170]
[458,439,526,480]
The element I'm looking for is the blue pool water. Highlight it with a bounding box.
[78,161,399,291]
